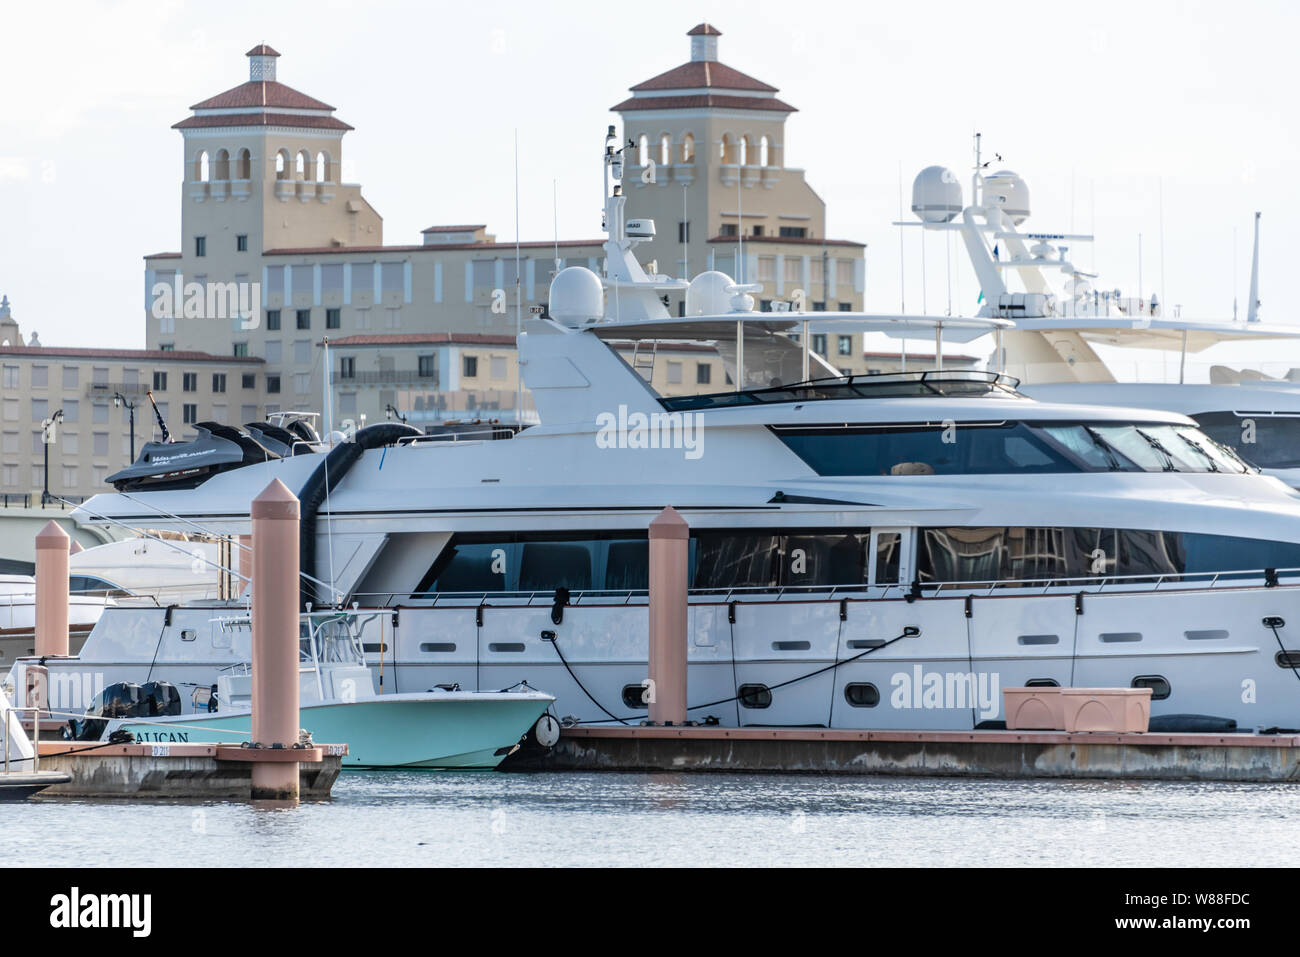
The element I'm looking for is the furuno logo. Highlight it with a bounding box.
[49,887,151,937]
[890,666,1001,721]
[151,275,260,329]
[594,404,705,460]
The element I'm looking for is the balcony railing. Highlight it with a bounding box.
[337,370,440,387]
[84,383,148,399]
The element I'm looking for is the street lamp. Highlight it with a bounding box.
[384,404,407,424]
[41,408,64,506]
[113,392,137,462]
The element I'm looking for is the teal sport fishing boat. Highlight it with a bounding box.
[78,613,554,770]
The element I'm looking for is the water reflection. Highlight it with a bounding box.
[6,772,1297,867]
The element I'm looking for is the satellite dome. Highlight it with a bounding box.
[549,266,604,327]
[685,271,736,316]
[982,170,1030,224]
[911,166,963,223]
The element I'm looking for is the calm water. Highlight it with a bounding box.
[8,772,1298,867]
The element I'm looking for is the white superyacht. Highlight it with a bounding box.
[18,132,1300,737]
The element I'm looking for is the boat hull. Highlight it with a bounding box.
[111,692,553,770]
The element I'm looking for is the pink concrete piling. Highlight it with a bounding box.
[249,479,301,801]
[34,521,70,658]
[648,506,689,725]
[69,540,84,555]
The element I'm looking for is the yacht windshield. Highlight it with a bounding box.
[774,421,1254,476]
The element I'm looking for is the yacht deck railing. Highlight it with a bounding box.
[345,564,1300,608]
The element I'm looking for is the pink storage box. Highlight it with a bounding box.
[1003,687,1065,730]
[1060,688,1152,733]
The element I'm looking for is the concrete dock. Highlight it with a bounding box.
[504,726,1300,783]
[33,741,345,800]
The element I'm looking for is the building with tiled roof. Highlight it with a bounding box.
[611,25,864,308]
[137,32,868,438]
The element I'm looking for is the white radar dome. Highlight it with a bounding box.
[685,271,737,316]
[911,166,963,223]
[548,266,605,327]
[982,170,1030,224]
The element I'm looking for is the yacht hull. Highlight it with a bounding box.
[29,584,1300,734]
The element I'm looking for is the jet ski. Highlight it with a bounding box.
[106,422,279,492]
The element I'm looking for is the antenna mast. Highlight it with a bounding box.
[1247,211,1262,322]
[514,128,523,424]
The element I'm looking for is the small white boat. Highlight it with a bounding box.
[0,574,113,669]
[66,612,554,770]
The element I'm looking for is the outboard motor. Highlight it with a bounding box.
[63,681,145,741]
[140,681,182,717]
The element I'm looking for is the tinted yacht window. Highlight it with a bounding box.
[773,423,1075,476]
[918,526,1300,583]
[419,532,645,594]
[783,533,869,587]
[691,531,870,589]
[1194,412,1300,469]
[693,534,781,589]
[874,532,902,584]
[519,542,592,591]
[919,527,1007,583]
[605,540,651,590]
[425,541,513,592]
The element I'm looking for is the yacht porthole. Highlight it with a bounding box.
[843,682,880,708]
[621,684,650,709]
[1132,675,1171,700]
[1017,634,1058,645]
[737,684,772,709]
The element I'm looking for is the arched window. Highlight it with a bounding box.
[236,149,251,179]
[296,150,310,180]
[719,134,734,164]
[315,151,327,182]
[659,133,671,167]
[681,133,695,163]
[196,150,210,183]
[760,135,770,167]
[638,134,650,167]
[275,150,290,179]
[739,136,752,166]
[213,149,230,181]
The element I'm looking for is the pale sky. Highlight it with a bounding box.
[3,0,1298,366]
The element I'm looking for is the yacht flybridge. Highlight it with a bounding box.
[25,130,1300,736]
[904,141,1300,484]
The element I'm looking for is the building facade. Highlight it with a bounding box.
[143,28,871,425]
[614,24,867,313]
[0,299,266,500]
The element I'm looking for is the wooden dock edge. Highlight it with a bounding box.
[30,742,348,799]
[500,726,1300,782]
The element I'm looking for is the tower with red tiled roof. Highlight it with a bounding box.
[611,24,861,313]
[149,45,383,354]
